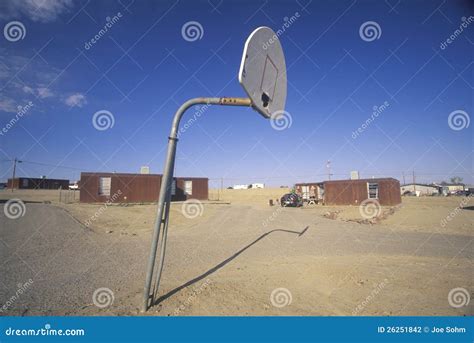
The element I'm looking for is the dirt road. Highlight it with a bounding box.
[1,200,472,316]
[0,202,148,315]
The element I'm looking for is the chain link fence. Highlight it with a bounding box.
[58,189,79,204]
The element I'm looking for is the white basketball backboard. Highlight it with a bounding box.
[238,27,287,119]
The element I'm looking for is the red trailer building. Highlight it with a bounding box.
[7,177,69,190]
[295,178,401,206]
[79,172,208,203]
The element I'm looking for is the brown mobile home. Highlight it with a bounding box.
[324,178,401,205]
[7,177,69,190]
[79,172,208,203]
[295,178,401,206]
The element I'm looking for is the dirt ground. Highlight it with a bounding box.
[0,189,472,316]
[45,188,473,236]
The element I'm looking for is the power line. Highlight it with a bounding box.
[208,171,471,181]
[2,158,470,179]
[0,159,83,171]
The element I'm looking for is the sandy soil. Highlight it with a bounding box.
[209,188,290,205]
[50,189,473,236]
[0,189,77,204]
[1,189,472,316]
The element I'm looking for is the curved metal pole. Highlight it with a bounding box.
[150,158,173,306]
[142,97,252,312]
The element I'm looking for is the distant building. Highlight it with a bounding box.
[79,172,208,203]
[295,178,401,206]
[7,177,69,190]
[232,183,265,189]
[232,184,249,190]
[350,171,360,180]
[401,183,440,196]
[442,183,465,194]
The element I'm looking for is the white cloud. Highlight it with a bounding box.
[0,97,18,113]
[0,53,59,89]
[0,52,85,112]
[22,85,35,95]
[37,87,54,98]
[21,85,53,98]
[64,93,87,108]
[0,0,74,23]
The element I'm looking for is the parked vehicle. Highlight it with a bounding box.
[280,193,303,207]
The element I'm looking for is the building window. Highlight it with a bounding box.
[22,179,28,187]
[171,180,176,195]
[368,183,379,199]
[184,180,193,195]
[98,177,111,196]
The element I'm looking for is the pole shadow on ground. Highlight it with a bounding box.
[152,226,309,307]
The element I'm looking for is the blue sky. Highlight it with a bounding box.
[0,0,472,187]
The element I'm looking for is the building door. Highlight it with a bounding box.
[301,185,309,201]
[317,185,324,200]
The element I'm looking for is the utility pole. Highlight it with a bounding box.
[412,170,416,193]
[402,172,406,185]
[326,160,331,180]
[220,177,223,201]
[11,158,22,192]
